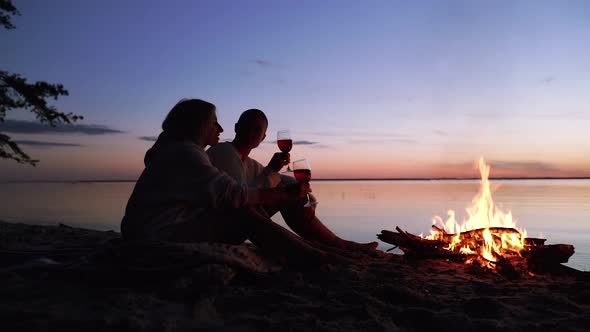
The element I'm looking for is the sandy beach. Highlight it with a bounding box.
[1,220,588,332]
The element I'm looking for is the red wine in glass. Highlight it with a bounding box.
[277,139,293,153]
[277,130,293,171]
[294,169,311,183]
[292,159,315,207]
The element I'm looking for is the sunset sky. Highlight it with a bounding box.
[2,0,590,181]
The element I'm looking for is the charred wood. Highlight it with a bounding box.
[377,227,575,277]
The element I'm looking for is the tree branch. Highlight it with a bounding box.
[0,133,38,166]
[0,2,82,166]
[0,0,20,30]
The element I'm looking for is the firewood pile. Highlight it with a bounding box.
[378,226,575,278]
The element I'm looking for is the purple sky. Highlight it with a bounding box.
[2,0,590,181]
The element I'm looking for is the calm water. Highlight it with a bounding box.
[1,180,589,271]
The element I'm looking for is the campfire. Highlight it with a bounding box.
[378,158,575,278]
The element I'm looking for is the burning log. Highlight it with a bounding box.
[431,225,527,241]
[379,227,455,258]
[377,227,575,277]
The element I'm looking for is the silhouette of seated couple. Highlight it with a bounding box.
[121,98,377,266]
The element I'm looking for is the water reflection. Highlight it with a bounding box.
[0,180,589,270]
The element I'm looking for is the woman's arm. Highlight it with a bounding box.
[180,142,308,209]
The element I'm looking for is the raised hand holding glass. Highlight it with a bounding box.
[277,130,293,171]
[292,158,316,207]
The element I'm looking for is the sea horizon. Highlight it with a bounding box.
[3,176,590,184]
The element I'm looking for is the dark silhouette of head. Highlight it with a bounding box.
[162,99,219,143]
[235,109,268,148]
[236,109,268,129]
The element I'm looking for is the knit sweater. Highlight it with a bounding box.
[121,137,260,241]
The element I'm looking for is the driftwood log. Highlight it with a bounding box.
[377,226,575,278]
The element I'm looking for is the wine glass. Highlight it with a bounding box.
[277,130,293,171]
[292,158,316,207]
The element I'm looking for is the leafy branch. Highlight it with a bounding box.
[1,0,83,166]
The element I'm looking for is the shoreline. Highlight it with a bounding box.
[2,218,590,272]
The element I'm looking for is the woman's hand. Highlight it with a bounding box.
[299,182,312,198]
[267,152,290,172]
[285,182,311,199]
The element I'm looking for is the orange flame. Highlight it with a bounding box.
[426,158,527,264]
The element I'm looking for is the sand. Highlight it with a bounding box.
[1,220,588,332]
